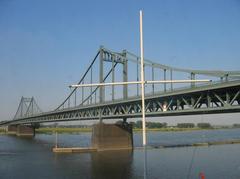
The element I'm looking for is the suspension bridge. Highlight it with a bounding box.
[1,46,240,127]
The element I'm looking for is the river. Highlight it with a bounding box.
[1,128,240,178]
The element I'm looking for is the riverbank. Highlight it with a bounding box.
[133,127,209,132]
[36,127,92,133]
[0,128,6,134]
[35,127,231,134]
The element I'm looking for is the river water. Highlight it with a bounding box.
[1,129,240,179]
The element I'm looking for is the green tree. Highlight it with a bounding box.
[177,123,195,128]
[233,124,240,128]
[197,123,211,129]
[135,120,142,128]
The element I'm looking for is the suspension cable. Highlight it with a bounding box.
[55,51,100,110]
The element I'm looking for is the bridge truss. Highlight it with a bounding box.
[1,46,240,125]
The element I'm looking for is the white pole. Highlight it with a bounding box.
[55,131,58,148]
[69,79,211,88]
[140,10,146,147]
[146,79,211,84]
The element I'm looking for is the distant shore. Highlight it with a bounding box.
[36,127,92,133]
[34,126,235,134]
[0,126,238,134]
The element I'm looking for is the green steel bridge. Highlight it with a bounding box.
[1,46,240,126]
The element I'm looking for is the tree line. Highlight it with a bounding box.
[130,121,213,129]
[130,121,167,128]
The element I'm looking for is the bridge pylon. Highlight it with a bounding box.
[13,96,42,119]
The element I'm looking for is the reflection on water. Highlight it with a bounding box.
[144,147,147,179]
[1,129,240,178]
[91,150,133,179]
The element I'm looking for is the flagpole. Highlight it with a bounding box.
[140,10,146,147]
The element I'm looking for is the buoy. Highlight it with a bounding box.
[199,172,205,179]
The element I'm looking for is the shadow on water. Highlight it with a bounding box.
[51,149,134,179]
[91,150,133,179]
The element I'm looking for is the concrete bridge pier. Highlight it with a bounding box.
[7,125,18,135]
[16,125,35,137]
[7,125,35,137]
[92,121,133,151]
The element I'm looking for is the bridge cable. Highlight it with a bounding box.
[55,51,100,110]
[126,50,240,78]
[80,62,118,105]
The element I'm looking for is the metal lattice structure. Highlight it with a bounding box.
[1,46,240,126]
[13,97,42,119]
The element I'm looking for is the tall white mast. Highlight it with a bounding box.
[140,10,146,147]
[69,10,211,147]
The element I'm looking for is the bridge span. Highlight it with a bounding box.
[1,46,240,126]
[1,46,240,150]
[2,79,240,126]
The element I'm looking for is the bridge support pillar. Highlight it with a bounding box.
[16,125,35,137]
[122,50,128,100]
[191,72,195,88]
[92,122,133,151]
[99,46,105,103]
[7,125,17,135]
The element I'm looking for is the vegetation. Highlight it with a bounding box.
[177,123,195,128]
[37,126,206,134]
[147,122,167,128]
[133,127,202,132]
[233,124,240,128]
[197,123,212,129]
[36,127,92,133]
[131,120,167,129]
[33,122,237,134]
[0,128,6,133]
[32,123,41,129]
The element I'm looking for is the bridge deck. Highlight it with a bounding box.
[1,80,239,126]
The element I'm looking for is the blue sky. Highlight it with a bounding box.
[0,0,240,123]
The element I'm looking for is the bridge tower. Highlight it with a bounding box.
[99,46,129,102]
[13,97,42,119]
[7,97,42,137]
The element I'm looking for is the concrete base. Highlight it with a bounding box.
[53,147,97,153]
[92,122,133,151]
[7,125,17,135]
[16,125,35,137]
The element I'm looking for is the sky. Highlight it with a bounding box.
[0,0,240,124]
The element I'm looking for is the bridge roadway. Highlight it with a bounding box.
[1,79,240,126]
